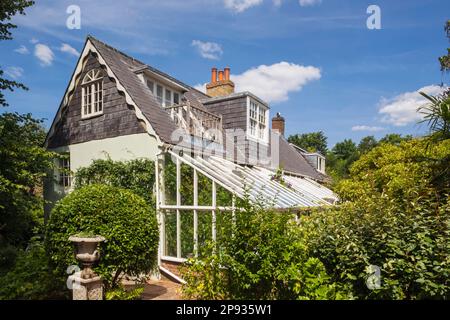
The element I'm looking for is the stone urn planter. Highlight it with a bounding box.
[68,234,105,300]
[69,235,105,279]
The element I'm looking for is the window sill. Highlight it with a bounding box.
[246,135,270,146]
[80,113,104,121]
[161,256,187,264]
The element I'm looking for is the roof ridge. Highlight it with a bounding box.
[87,34,147,67]
[86,35,209,98]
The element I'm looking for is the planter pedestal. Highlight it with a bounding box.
[68,235,105,300]
[69,273,103,300]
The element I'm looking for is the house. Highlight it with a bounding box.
[44,36,336,275]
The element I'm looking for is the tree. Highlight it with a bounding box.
[438,20,450,72]
[418,88,450,142]
[357,136,378,154]
[0,113,56,272]
[332,139,357,160]
[379,133,412,146]
[287,131,328,155]
[0,0,34,107]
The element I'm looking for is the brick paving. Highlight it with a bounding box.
[141,278,182,300]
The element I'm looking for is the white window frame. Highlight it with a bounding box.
[146,77,182,108]
[58,156,72,188]
[81,69,103,119]
[147,80,155,94]
[246,97,269,144]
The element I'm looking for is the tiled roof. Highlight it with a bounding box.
[277,134,327,181]
[88,36,326,182]
[89,36,192,143]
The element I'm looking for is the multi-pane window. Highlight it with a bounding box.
[146,77,182,107]
[173,92,180,105]
[258,106,266,140]
[156,85,163,104]
[81,69,103,118]
[248,100,267,141]
[59,157,72,188]
[165,89,172,106]
[147,80,155,94]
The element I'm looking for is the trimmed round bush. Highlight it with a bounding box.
[45,184,159,288]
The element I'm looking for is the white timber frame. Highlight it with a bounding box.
[156,150,237,263]
[155,149,337,263]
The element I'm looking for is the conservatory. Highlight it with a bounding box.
[155,149,337,265]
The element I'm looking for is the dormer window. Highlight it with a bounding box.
[81,69,103,118]
[248,99,268,143]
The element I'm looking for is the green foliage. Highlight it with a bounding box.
[45,184,159,289]
[287,131,328,155]
[358,136,378,154]
[181,199,350,300]
[0,0,34,106]
[74,158,156,207]
[438,20,450,72]
[0,240,65,300]
[301,139,450,299]
[379,133,412,146]
[332,139,357,160]
[336,139,450,202]
[105,285,144,300]
[419,89,450,142]
[327,134,413,182]
[0,113,57,271]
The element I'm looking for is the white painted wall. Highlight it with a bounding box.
[44,133,161,217]
[67,133,160,171]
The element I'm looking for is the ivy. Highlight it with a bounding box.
[74,158,156,207]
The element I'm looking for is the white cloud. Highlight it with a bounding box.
[351,125,385,132]
[4,66,24,79]
[232,62,321,103]
[224,0,263,13]
[378,85,447,126]
[272,0,282,6]
[194,83,207,93]
[60,43,80,57]
[34,43,54,66]
[14,45,29,54]
[191,40,223,60]
[30,38,39,44]
[299,0,322,6]
[194,62,321,103]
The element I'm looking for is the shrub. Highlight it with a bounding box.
[105,286,144,300]
[300,139,450,299]
[0,241,65,300]
[181,200,350,300]
[45,184,159,289]
[74,158,156,206]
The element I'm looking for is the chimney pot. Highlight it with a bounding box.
[224,67,230,80]
[211,67,217,83]
[272,113,285,137]
[206,66,235,97]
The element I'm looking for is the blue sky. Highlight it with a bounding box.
[1,0,449,147]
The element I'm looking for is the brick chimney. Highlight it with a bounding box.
[206,67,235,97]
[272,112,285,137]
